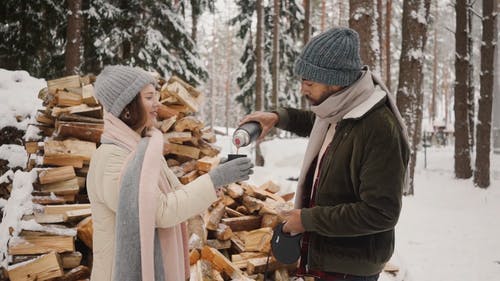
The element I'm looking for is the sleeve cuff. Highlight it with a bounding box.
[272,108,289,129]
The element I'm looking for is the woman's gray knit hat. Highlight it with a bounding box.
[294,27,362,86]
[94,65,157,117]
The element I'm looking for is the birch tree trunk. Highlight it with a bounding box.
[349,0,380,75]
[255,0,265,166]
[64,0,82,75]
[377,0,385,79]
[454,0,473,179]
[493,15,500,155]
[396,0,431,195]
[474,0,497,188]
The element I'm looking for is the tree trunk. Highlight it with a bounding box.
[301,0,311,110]
[271,0,280,111]
[431,22,438,124]
[255,0,265,166]
[385,0,392,91]
[349,0,380,74]
[192,12,198,42]
[64,0,82,75]
[474,0,497,188]
[467,0,475,152]
[454,0,473,179]
[493,15,500,155]
[377,0,384,79]
[396,0,431,195]
[225,25,232,136]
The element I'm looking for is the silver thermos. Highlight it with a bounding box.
[232,121,262,148]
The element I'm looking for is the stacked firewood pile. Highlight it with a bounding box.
[2,73,223,281]
[188,181,297,281]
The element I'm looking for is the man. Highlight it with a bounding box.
[240,27,410,280]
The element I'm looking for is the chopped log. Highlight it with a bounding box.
[169,166,185,178]
[42,204,91,215]
[164,131,192,144]
[252,187,285,203]
[201,246,251,280]
[8,236,75,255]
[158,104,179,119]
[246,256,286,275]
[206,202,226,231]
[196,156,220,172]
[215,223,233,241]
[206,239,231,250]
[56,89,82,107]
[159,116,177,133]
[167,82,199,112]
[260,214,279,229]
[166,104,192,113]
[179,170,198,184]
[76,215,94,249]
[201,130,216,143]
[274,268,290,281]
[51,104,102,119]
[25,142,42,154]
[188,214,207,246]
[168,75,201,97]
[32,195,66,205]
[180,160,197,174]
[44,139,96,164]
[259,180,280,193]
[79,74,95,85]
[166,158,180,167]
[281,192,295,202]
[383,262,399,275]
[81,84,98,106]
[198,140,221,157]
[36,112,55,126]
[38,166,76,185]
[221,216,261,232]
[227,183,244,199]
[225,207,244,218]
[231,252,267,263]
[242,195,263,213]
[235,205,250,215]
[39,87,57,108]
[27,213,67,224]
[60,252,82,269]
[58,113,103,124]
[230,235,245,254]
[40,178,79,195]
[55,121,103,143]
[221,195,236,209]
[47,75,80,94]
[166,143,200,159]
[241,227,272,252]
[189,249,200,265]
[76,176,85,189]
[54,265,90,281]
[66,208,91,221]
[7,251,64,281]
[42,155,83,169]
[174,116,204,132]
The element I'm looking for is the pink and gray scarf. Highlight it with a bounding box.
[101,112,189,281]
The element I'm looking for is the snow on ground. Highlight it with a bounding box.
[0,69,45,131]
[215,131,500,281]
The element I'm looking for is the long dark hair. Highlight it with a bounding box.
[119,94,148,135]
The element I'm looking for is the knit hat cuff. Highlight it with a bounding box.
[294,57,361,86]
[108,74,157,116]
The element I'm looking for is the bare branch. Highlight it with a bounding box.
[468,7,483,20]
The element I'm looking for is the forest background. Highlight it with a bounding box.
[0,0,498,190]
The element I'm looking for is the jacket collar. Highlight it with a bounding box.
[343,88,386,120]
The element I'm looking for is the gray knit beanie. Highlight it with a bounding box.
[94,65,157,117]
[294,27,362,86]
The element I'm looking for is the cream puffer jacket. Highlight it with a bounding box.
[87,144,217,281]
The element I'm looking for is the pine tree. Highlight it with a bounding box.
[0,0,67,78]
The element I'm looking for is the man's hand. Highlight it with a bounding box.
[239,111,279,141]
[280,209,305,234]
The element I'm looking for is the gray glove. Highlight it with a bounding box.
[209,157,254,188]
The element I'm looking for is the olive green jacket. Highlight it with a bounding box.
[276,93,409,276]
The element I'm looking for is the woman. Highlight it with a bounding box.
[87,65,253,281]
